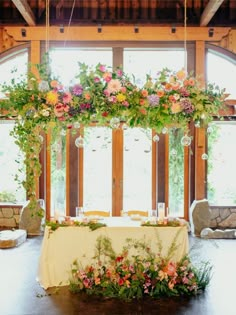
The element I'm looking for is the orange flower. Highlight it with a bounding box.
[141,89,148,97]
[139,99,146,106]
[164,83,172,91]
[157,90,164,97]
[50,80,58,88]
[188,78,195,86]
[84,92,91,100]
[139,108,147,115]
[171,102,183,113]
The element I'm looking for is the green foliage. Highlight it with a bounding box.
[0,190,17,203]
[46,220,106,231]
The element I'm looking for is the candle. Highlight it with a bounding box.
[158,203,165,221]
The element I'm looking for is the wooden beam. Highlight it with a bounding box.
[200,0,225,26]
[4,26,231,42]
[11,0,36,26]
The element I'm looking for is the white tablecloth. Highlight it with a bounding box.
[37,217,189,289]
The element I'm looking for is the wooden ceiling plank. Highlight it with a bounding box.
[200,0,225,26]
[11,0,36,26]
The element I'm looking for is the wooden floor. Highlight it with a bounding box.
[0,234,235,315]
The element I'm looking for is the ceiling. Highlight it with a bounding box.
[0,0,235,28]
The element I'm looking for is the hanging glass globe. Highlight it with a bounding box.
[194,120,200,128]
[60,129,66,136]
[171,149,177,156]
[153,134,160,142]
[75,136,84,148]
[73,122,80,129]
[202,153,208,160]
[181,135,192,146]
[122,123,128,130]
[162,127,168,134]
[110,117,120,129]
[144,146,151,153]
[207,126,213,134]
[38,135,44,143]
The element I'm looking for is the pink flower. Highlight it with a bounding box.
[103,72,112,82]
[94,77,100,83]
[182,276,189,284]
[99,64,106,72]
[122,101,129,107]
[63,92,72,104]
[107,79,122,94]
[116,69,123,77]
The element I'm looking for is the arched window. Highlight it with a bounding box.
[0,48,28,204]
[206,46,236,206]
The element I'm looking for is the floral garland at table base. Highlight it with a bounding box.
[69,235,212,301]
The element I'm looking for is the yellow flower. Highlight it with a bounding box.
[116,93,126,102]
[46,91,58,105]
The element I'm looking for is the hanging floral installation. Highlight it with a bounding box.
[0,61,226,206]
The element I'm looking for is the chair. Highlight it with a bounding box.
[123,210,149,217]
[84,210,110,217]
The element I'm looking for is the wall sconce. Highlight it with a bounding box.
[21,28,26,37]
[208,28,214,38]
[134,25,139,33]
[59,25,64,33]
[97,24,102,33]
[171,26,176,34]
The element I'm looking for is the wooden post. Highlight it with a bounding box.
[195,41,206,200]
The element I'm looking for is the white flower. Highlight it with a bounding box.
[38,80,49,92]
[41,109,50,117]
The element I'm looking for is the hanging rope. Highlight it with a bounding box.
[45,0,50,54]
[184,0,187,70]
[64,0,76,47]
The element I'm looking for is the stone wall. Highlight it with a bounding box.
[210,207,236,229]
[0,206,22,229]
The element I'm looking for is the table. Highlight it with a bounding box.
[37,217,189,289]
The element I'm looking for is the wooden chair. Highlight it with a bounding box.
[84,210,110,217]
[123,210,149,217]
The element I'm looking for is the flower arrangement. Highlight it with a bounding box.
[46,219,106,231]
[1,62,225,131]
[0,61,226,206]
[69,236,212,301]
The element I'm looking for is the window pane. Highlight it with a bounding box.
[207,122,236,205]
[207,50,236,99]
[124,49,185,86]
[83,127,112,211]
[0,50,28,98]
[51,135,67,216]
[168,128,184,217]
[123,128,152,211]
[0,121,26,203]
[49,48,112,86]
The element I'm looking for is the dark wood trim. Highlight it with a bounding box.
[68,130,79,216]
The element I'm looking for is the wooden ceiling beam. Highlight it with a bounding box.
[11,0,36,26]
[4,26,230,42]
[200,0,225,26]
